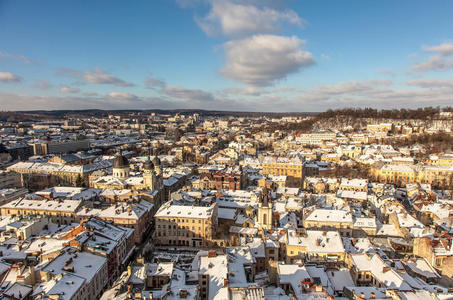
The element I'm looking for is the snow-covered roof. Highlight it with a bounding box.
[155,201,215,219]
[287,229,345,254]
[2,198,82,213]
[146,262,174,277]
[198,254,228,300]
[369,254,412,290]
[42,247,106,283]
[33,273,85,300]
[304,208,353,224]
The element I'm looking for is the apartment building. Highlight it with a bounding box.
[1,198,82,225]
[262,156,303,187]
[41,247,108,300]
[76,200,154,244]
[371,163,453,187]
[154,202,218,248]
[285,229,345,264]
[7,159,112,187]
[295,132,337,145]
[302,208,354,237]
[366,123,393,133]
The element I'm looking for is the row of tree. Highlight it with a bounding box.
[319,106,452,120]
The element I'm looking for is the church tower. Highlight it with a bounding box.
[152,152,162,177]
[143,150,157,190]
[257,187,273,230]
[152,150,163,189]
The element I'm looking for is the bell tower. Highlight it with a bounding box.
[257,187,273,230]
[143,148,156,190]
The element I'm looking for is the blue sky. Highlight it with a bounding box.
[1,0,453,111]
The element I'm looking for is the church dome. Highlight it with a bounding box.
[113,150,129,168]
[143,156,154,170]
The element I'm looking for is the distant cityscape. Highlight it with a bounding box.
[0,108,451,299]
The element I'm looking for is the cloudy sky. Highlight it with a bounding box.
[1,0,453,111]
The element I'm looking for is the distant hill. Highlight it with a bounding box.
[3,106,451,122]
[8,109,319,120]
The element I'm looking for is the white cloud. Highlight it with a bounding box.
[107,92,139,101]
[411,42,453,73]
[423,42,453,56]
[83,68,133,86]
[0,51,35,64]
[0,92,153,110]
[221,86,266,96]
[196,0,303,37]
[145,75,166,89]
[0,72,21,83]
[221,35,314,86]
[412,55,453,73]
[163,86,214,102]
[315,80,391,96]
[316,81,371,95]
[60,85,80,94]
[406,79,453,88]
[1,77,453,112]
[57,67,133,86]
[57,68,81,78]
